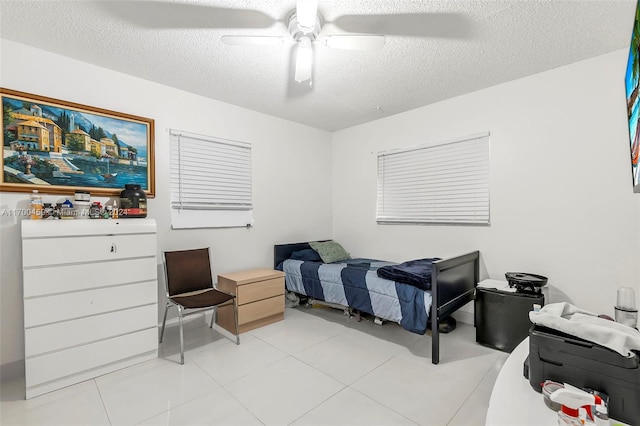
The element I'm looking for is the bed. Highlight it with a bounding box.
[274,241,479,364]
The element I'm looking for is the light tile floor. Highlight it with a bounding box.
[0,306,508,426]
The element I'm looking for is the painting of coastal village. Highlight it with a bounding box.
[1,89,154,196]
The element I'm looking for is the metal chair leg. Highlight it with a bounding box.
[178,307,185,365]
[159,302,170,343]
[233,299,240,345]
[159,299,239,364]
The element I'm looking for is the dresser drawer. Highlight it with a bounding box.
[25,304,157,357]
[238,295,284,325]
[24,257,157,298]
[237,277,284,305]
[24,280,156,328]
[22,234,156,267]
[21,219,157,238]
[26,327,157,389]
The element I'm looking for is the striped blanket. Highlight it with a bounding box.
[282,258,432,334]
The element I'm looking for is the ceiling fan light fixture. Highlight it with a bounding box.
[294,36,313,83]
[296,0,318,34]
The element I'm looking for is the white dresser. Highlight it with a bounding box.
[21,219,158,399]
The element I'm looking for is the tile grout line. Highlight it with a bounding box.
[444,354,502,426]
[94,378,114,426]
[345,356,421,426]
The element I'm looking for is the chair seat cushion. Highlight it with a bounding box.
[171,289,234,309]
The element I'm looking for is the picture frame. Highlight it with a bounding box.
[1,88,155,197]
[625,0,640,193]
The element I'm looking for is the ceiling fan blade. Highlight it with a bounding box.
[99,1,275,29]
[322,35,385,51]
[294,37,313,83]
[332,13,473,39]
[222,36,286,46]
[296,0,319,33]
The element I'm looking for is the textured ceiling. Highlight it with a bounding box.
[0,0,637,131]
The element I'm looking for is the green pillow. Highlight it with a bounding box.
[309,241,351,263]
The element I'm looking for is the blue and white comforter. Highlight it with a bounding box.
[283,258,433,334]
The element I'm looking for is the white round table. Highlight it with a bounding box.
[485,337,557,425]
[486,337,630,425]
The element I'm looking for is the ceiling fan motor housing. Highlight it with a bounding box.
[288,12,321,42]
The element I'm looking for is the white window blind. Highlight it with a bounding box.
[170,130,253,229]
[377,132,490,225]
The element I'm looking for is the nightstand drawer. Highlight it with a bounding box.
[238,295,284,325]
[237,277,284,305]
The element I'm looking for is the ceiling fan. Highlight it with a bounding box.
[221,0,385,86]
[100,1,472,89]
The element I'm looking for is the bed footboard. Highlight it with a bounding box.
[430,251,480,364]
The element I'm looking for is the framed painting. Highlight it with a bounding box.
[626,0,640,193]
[1,88,155,197]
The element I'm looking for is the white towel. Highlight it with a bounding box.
[529,302,640,357]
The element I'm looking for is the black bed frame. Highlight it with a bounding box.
[274,241,480,364]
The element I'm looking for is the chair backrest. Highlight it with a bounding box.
[163,248,214,297]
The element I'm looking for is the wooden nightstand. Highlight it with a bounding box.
[216,268,285,334]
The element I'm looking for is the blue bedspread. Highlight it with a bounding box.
[283,258,432,334]
[377,258,441,290]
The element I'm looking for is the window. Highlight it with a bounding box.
[169,130,253,229]
[377,132,490,225]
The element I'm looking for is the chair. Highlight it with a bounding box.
[159,247,239,364]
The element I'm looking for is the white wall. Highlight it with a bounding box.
[332,49,640,319]
[2,38,639,378]
[0,39,333,376]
